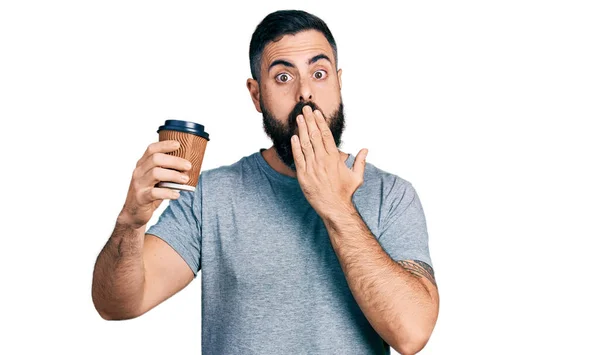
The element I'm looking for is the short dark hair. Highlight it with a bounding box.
[249,10,338,82]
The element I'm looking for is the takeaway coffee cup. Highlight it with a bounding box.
[156,119,210,192]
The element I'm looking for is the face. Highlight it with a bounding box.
[247,29,345,169]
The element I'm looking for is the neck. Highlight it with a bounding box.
[261,146,349,178]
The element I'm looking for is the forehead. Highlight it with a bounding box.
[261,29,335,69]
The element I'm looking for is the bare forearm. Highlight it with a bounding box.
[92,218,146,320]
[323,205,437,354]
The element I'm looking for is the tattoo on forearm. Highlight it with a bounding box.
[397,260,437,288]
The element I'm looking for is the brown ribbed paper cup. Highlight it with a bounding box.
[156,119,210,192]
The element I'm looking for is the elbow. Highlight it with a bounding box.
[97,309,118,321]
[395,342,425,355]
[392,298,439,354]
[392,332,431,355]
[94,305,123,321]
[92,292,141,321]
[95,306,140,321]
[93,299,124,321]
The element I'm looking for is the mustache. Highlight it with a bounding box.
[287,101,322,129]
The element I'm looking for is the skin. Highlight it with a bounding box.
[93,28,439,355]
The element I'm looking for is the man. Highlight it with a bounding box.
[92,10,439,355]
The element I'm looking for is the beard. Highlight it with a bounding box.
[260,99,346,170]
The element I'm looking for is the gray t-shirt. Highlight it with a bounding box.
[147,148,432,354]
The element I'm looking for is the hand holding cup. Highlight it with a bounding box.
[118,140,192,229]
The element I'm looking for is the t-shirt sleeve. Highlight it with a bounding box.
[377,178,433,268]
[146,183,202,276]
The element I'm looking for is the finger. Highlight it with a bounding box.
[139,166,190,187]
[290,135,306,172]
[139,187,181,205]
[302,105,326,159]
[313,109,337,156]
[137,152,192,177]
[352,148,369,177]
[296,114,315,167]
[138,140,181,167]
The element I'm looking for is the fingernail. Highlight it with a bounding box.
[181,174,189,182]
[297,115,304,123]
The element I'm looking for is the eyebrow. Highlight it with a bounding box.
[268,54,332,72]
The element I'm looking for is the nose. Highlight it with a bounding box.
[297,78,313,102]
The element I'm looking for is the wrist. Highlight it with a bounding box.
[322,201,357,227]
[116,211,146,231]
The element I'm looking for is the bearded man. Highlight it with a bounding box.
[93,9,439,355]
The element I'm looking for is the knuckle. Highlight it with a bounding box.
[301,140,312,149]
[151,153,161,166]
[131,182,139,195]
[146,144,156,156]
[309,130,321,140]
[321,130,332,138]
[150,167,161,180]
[131,170,141,185]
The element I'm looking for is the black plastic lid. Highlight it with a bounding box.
[157,119,210,140]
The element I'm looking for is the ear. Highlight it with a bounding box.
[246,78,262,113]
[337,68,343,90]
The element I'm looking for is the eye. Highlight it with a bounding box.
[313,70,327,80]
[275,73,292,83]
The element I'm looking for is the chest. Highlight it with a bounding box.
[203,189,350,290]
[200,184,381,296]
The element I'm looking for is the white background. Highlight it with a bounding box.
[1,1,598,354]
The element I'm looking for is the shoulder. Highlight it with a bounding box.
[359,159,414,202]
[350,158,420,234]
[201,151,258,179]
[199,151,258,188]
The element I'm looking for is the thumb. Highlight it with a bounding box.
[352,148,368,176]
